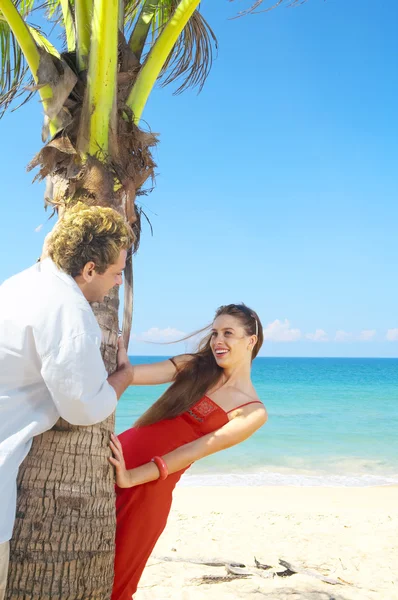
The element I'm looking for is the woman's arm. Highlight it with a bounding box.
[109,404,268,488]
[116,337,192,385]
[129,355,192,385]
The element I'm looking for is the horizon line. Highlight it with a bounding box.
[127,354,398,360]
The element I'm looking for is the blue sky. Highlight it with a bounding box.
[1,0,397,357]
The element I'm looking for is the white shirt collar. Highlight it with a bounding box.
[39,258,86,299]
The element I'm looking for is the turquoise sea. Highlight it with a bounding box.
[116,357,398,487]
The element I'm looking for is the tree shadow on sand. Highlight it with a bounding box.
[190,577,361,600]
[257,591,355,600]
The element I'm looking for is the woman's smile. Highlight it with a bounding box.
[214,347,229,359]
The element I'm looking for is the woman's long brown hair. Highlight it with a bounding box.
[134,304,264,427]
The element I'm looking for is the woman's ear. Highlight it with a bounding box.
[249,335,257,351]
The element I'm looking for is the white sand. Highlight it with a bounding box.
[135,486,398,600]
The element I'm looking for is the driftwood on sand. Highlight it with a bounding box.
[153,555,352,586]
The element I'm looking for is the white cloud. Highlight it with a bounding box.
[306,329,328,342]
[386,329,398,341]
[359,329,376,341]
[334,330,352,342]
[129,324,381,346]
[263,319,301,342]
[132,327,186,343]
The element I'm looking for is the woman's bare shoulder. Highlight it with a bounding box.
[230,386,262,405]
[211,384,263,412]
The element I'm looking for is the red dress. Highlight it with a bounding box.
[112,396,262,599]
[111,396,229,600]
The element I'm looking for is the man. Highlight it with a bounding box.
[0,203,134,599]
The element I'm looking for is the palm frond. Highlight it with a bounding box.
[23,0,75,21]
[0,16,31,116]
[230,0,308,18]
[45,0,65,18]
[129,0,160,61]
[47,1,76,51]
[159,6,217,94]
[15,0,36,17]
[127,1,217,94]
[0,5,61,117]
[124,0,141,26]
[29,23,60,56]
[7,0,63,21]
[18,1,76,50]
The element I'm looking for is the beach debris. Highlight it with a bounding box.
[225,564,252,577]
[192,574,245,585]
[254,557,273,570]
[154,555,349,586]
[275,563,296,578]
[278,559,342,585]
[337,577,354,585]
[155,555,240,567]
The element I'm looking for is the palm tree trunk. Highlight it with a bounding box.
[6,290,120,600]
[5,61,155,592]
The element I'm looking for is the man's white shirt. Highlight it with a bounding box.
[0,259,117,543]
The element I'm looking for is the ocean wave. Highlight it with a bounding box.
[271,412,327,419]
[179,470,398,488]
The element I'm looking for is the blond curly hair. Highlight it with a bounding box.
[48,203,134,277]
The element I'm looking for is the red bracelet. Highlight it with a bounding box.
[151,456,168,480]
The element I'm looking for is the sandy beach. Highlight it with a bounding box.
[135,486,398,600]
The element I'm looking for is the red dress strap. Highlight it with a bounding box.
[226,400,263,414]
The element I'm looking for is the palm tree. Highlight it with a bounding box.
[0,0,306,597]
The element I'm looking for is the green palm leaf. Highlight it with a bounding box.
[14,1,75,48]
[0,9,60,116]
[0,15,31,115]
[1,0,308,118]
[15,0,36,16]
[159,7,216,94]
[127,0,217,94]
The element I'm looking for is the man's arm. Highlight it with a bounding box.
[107,365,134,399]
[41,332,121,426]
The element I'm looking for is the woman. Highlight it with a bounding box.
[109,303,268,600]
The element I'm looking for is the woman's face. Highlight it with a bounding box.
[210,314,253,368]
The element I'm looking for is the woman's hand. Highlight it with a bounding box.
[109,433,133,488]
